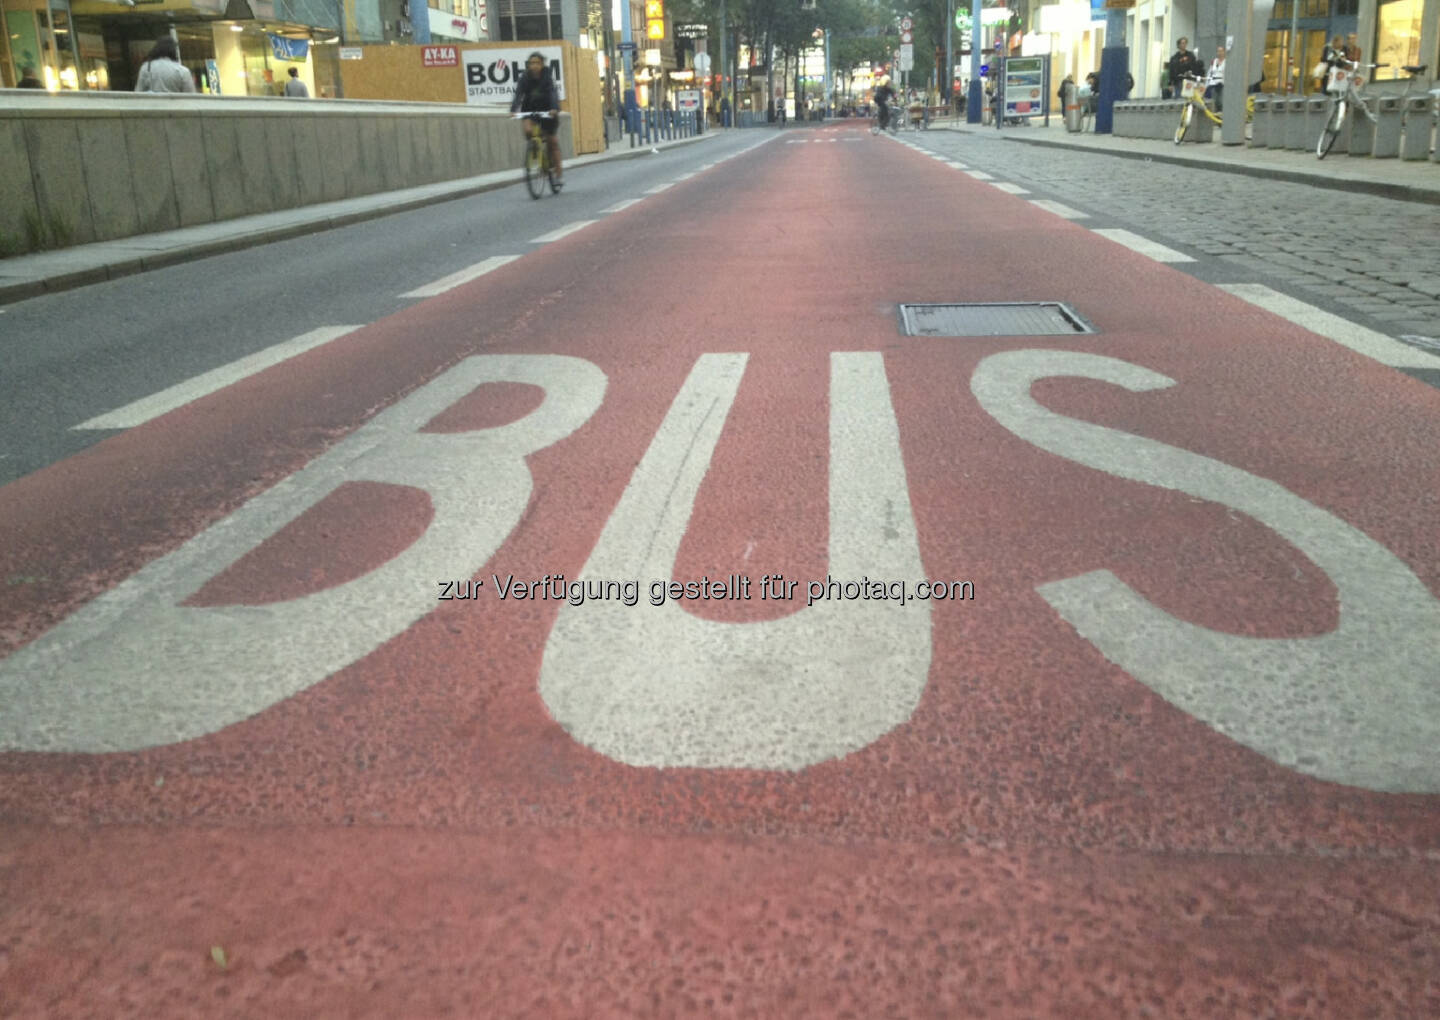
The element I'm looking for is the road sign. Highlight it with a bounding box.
[900,29,913,44]
[899,15,913,30]
[955,7,969,29]
[618,41,636,51]
[899,44,914,71]
[694,52,711,77]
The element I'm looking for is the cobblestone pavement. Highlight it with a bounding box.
[906,129,1440,351]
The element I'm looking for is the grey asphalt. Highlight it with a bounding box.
[0,128,751,486]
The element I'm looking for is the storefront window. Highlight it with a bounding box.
[1373,0,1421,81]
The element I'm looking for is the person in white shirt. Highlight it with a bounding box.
[134,35,195,94]
[283,67,309,97]
[1206,45,1226,112]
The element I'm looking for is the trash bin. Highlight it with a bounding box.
[1400,95,1432,160]
[1064,98,1085,132]
[1372,94,1404,157]
[1285,96,1309,149]
[1250,96,1271,146]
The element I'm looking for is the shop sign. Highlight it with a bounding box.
[463,47,565,106]
[268,34,309,63]
[675,23,707,38]
[423,45,459,67]
[430,7,484,41]
[340,47,364,60]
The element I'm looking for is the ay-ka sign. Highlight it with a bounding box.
[463,47,566,106]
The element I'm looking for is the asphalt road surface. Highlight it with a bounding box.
[2,123,1439,1018]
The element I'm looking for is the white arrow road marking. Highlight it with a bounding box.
[73,326,364,431]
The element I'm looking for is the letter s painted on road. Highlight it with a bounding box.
[972,349,1440,793]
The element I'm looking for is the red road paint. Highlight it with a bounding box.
[2,126,1438,1015]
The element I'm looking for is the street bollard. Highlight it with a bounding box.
[1250,96,1271,146]
[1372,95,1404,157]
[1399,95,1432,160]
[1432,97,1440,163]
[1285,96,1309,150]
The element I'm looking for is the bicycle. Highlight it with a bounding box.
[1173,73,1222,143]
[871,104,897,135]
[514,112,560,198]
[1316,61,1381,158]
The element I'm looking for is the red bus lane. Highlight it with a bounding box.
[2,128,1439,1015]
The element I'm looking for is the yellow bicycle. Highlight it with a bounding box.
[1173,73,1256,143]
[515,112,561,199]
[1173,74,1222,143]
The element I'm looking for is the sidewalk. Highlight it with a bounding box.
[928,116,1440,206]
[0,130,720,307]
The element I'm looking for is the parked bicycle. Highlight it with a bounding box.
[514,112,561,198]
[1173,73,1222,143]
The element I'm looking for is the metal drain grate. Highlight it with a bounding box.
[898,302,1095,337]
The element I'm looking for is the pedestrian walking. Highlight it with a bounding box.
[283,67,309,97]
[1206,45,1226,112]
[134,36,195,93]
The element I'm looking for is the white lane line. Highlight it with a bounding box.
[600,198,642,214]
[963,169,995,180]
[1219,284,1440,370]
[842,138,864,142]
[1029,199,1087,220]
[990,182,1030,195]
[945,160,968,169]
[674,172,695,180]
[400,255,520,298]
[531,220,596,243]
[73,326,363,430]
[1091,228,1195,263]
[644,182,674,193]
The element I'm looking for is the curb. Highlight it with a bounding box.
[0,130,722,307]
[998,134,1440,207]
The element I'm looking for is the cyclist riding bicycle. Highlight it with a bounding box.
[873,77,896,131]
[510,52,562,187]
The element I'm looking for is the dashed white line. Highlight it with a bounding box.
[945,160,968,169]
[1028,199,1088,220]
[1219,284,1440,370]
[600,198,642,214]
[963,169,995,180]
[990,182,1030,195]
[73,326,364,430]
[1090,228,1194,263]
[400,255,521,298]
[645,182,674,193]
[531,220,597,243]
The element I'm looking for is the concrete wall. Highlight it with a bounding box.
[0,91,572,256]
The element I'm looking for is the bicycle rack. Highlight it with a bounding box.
[1250,96,1272,147]
[1399,95,1433,160]
[1373,95,1404,158]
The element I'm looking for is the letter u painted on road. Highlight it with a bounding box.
[972,350,1440,794]
[0,356,606,753]
[538,352,932,770]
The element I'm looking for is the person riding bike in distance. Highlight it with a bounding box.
[511,52,562,187]
[873,76,896,131]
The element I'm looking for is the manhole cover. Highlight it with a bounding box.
[898,302,1095,337]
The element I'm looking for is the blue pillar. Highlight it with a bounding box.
[1094,8,1127,134]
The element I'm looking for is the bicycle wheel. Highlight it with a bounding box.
[523,139,544,199]
[1174,103,1192,144]
[1317,100,1343,159]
